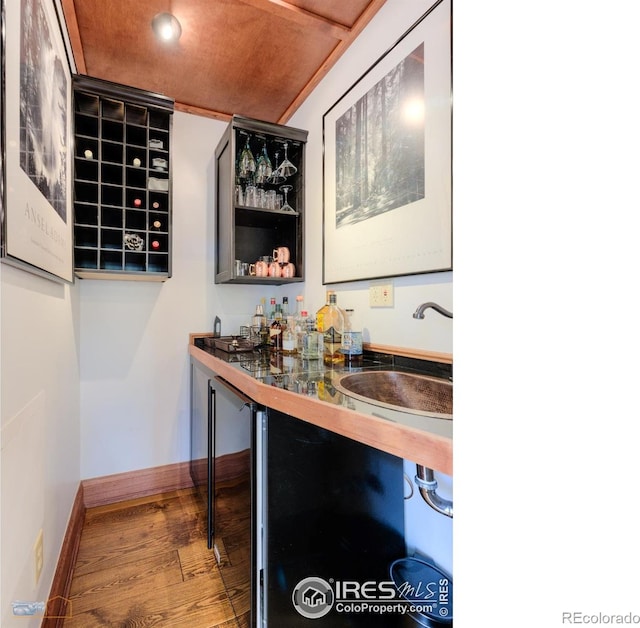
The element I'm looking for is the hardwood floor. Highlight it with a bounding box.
[63,481,250,627]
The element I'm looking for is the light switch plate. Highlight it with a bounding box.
[369,283,394,307]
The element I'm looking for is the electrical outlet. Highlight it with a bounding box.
[369,283,394,307]
[34,529,44,584]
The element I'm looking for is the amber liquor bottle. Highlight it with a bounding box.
[322,293,345,365]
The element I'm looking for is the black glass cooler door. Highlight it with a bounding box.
[259,408,406,627]
[189,363,213,546]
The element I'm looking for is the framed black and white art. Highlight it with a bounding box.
[1,0,73,283]
[322,0,451,284]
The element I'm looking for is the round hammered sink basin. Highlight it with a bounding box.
[334,370,452,419]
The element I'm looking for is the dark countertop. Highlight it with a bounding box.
[189,335,453,475]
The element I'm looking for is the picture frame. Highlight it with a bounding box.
[322,0,451,284]
[1,0,6,240]
[0,0,73,283]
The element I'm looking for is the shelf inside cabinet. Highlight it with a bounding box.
[222,276,304,285]
[235,205,300,225]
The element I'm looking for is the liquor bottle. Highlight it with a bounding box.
[344,308,354,332]
[269,304,283,352]
[252,298,268,346]
[292,296,304,347]
[340,308,363,365]
[268,297,277,325]
[252,301,266,328]
[315,290,335,336]
[282,296,290,318]
[252,302,266,331]
[322,293,345,365]
[301,313,321,360]
[282,316,297,355]
[293,300,306,348]
[296,310,309,354]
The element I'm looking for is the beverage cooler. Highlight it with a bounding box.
[255,408,406,627]
[191,363,406,627]
[190,365,257,625]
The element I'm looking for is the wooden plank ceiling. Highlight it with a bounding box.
[60,0,388,123]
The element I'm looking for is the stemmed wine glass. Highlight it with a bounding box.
[274,142,297,179]
[238,136,256,179]
[254,142,272,185]
[279,185,295,212]
[267,152,286,185]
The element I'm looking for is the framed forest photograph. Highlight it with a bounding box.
[322,0,451,284]
[1,0,5,239]
[1,0,73,283]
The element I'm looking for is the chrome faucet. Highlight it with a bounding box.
[412,302,453,319]
[412,299,454,518]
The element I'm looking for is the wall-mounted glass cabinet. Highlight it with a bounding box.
[214,115,307,285]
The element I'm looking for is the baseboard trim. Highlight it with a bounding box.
[215,448,250,484]
[82,460,193,509]
[41,484,85,628]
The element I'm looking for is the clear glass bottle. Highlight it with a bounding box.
[252,300,266,346]
[282,296,290,318]
[301,313,321,360]
[282,316,297,354]
[322,293,345,365]
[295,309,308,354]
[293,297,305,350]
[252,302,266,329]
[268,297,277,325]
[341,309,363,366]
[269,304,283,352]
[344,309,353,332]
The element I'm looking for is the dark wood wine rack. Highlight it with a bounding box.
[72,75,174,280]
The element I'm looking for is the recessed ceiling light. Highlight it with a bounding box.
[151,12,182,43]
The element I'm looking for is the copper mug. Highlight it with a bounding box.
[272,246,290,264]
[268,261,282,278]
[251,256,271,277]
[281,262,296,278]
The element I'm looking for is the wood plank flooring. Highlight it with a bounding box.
[63,482,250,627]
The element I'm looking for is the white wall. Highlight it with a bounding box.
[78,112,226,479]
[0,267,81,628]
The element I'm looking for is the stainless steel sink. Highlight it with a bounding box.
[333,370,452,419]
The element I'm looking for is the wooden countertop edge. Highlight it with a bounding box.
[364,342,453,364]
[188,339,452,476]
